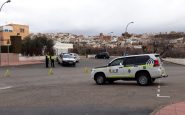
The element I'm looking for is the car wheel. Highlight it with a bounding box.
[137,73,151,86]
[95,74,106,85]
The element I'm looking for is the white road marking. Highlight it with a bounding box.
[0,86,13,90]
[157,94,170,98]
[156,79,170,98]
[161,86,169,87]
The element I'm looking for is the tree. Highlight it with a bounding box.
[21,34,54,56]
[10,36,22,53]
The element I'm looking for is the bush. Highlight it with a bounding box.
[164,48,185,58]
[70,46,143,56]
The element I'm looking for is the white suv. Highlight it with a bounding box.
[91,54,168,86]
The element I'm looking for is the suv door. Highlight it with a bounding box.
[124,57,137,78]
[123,56,150,77]
[107,58,125,78]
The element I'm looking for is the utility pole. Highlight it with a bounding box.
[0,0,11,66]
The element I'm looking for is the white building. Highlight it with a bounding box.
[53,41,73,55]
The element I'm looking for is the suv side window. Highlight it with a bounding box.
[109,58,124,66]
[135,56,150,65]
[124,57,136,66]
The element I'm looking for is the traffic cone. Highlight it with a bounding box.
[4,69,11,77]
[84,67,90,73]
[48,68,53,75]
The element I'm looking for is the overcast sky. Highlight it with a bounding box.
[0,0,185,35]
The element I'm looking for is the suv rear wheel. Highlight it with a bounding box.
[137,73,151,86]
[95,74,106,85]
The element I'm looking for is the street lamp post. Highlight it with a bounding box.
[124,21,134,56]
[0,0,11,66]
[106,32,113,52]
[125,21,134,33]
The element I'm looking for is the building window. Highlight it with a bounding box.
[4,29,9,32]
[20,28,25,33]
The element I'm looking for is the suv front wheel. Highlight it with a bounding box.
[95,74,106,85]
[137,73,151,86]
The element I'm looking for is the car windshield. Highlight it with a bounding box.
[63,55,73,58]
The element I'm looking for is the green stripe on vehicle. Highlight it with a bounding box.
[107,75,135,78]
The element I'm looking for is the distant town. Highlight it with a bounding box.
[1,23,185,58]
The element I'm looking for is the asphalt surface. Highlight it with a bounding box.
[0,59,185,115]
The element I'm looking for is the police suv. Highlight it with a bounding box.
[91,54,168,86]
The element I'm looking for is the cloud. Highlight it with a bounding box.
[0,0,185,35]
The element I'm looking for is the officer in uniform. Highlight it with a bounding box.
[50,55,55,68]
[45,54,50,68]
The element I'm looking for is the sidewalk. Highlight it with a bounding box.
[163,58,185,66]
[153,102,185,115]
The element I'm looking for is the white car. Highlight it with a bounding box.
[91,54,168,86]
[58,54,76,66]
[70,53,80,62]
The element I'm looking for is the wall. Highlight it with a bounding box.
[0,53,19,66]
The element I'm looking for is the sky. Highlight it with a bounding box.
[0,0,185,35]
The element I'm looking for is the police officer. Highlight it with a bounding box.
[50,55,55,68]
[45,54,50,68]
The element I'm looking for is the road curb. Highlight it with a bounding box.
[149,104,167,115]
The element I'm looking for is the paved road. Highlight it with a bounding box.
[0,59,185,115]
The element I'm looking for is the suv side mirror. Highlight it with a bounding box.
[120,63,123,66]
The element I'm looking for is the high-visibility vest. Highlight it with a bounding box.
[51,56,55,60]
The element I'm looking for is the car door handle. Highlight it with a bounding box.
[119,67,123,68]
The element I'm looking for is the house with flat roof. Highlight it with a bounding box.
[0,24,29,45]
